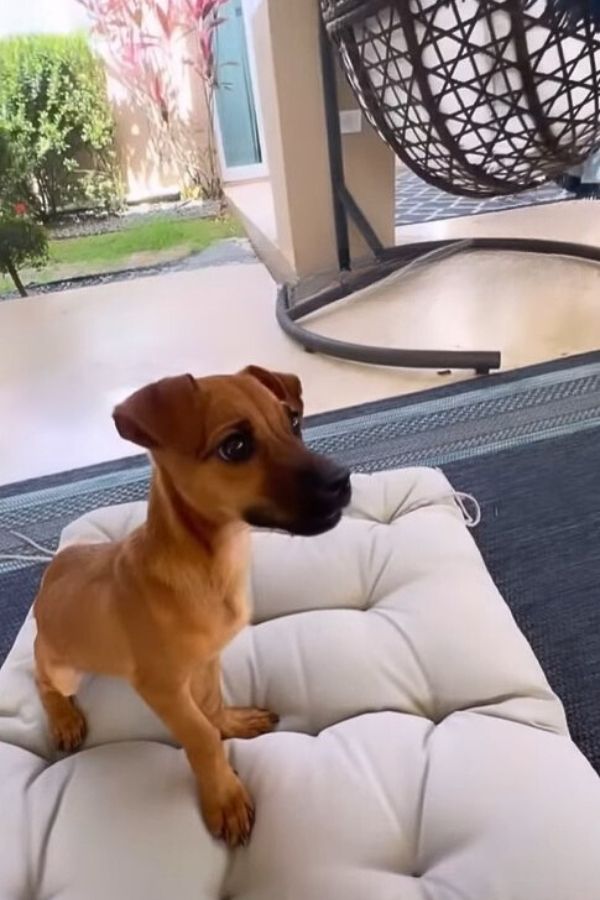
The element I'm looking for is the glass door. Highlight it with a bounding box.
[214,0,266,181]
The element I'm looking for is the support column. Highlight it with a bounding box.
[251,0,395,281]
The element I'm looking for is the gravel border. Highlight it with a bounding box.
[49,198,221,241]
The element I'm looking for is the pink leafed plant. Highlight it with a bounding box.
[77,0,231,200]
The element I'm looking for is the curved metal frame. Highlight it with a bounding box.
[278,236,600,373]
[275,21,600,375]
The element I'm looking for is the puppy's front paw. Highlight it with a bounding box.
[200,768,255,848]
[50,698,87,752]
[219,706,279,740]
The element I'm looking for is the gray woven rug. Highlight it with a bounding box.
[395,166,570,225]
[2,352,600,772]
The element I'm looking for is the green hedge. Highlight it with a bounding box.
[0,33,122,220]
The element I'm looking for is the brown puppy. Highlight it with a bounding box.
[33,366,351,847]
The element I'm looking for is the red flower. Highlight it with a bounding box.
[13,202,28,217]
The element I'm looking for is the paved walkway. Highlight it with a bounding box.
[0,238,256,302]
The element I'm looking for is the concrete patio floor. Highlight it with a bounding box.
[1,198,600,485]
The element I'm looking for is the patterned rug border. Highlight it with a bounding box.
[2,350,600,504]
[308,350,600,426]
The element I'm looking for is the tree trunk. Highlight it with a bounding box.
[6,259,27,297]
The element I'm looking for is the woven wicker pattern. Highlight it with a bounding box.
[322,0,600,196]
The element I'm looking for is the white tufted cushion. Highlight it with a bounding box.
[1,467,599,899]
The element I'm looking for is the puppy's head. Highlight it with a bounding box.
[113,366,351,535]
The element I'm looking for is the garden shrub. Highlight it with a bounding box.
[0,127,48,297]
[0,33,122,220]
[0,216,48,297]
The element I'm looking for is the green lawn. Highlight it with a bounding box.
[0,214,244,296]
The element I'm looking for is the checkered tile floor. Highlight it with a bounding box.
[395,167,570,226]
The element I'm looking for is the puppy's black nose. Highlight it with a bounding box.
[322,465,351,499]
[300,459,351,502]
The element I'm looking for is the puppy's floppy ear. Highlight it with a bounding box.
[243,365,303,411]
[113,374,201,451]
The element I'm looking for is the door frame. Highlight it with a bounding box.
[213,0,268,183]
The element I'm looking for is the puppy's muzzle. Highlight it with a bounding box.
[245,454,352,537]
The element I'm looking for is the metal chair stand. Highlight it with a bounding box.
[275,22,600,375]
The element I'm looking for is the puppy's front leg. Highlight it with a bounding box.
[191,657,279,739]
[134,676,254,846]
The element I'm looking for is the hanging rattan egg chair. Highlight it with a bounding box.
[276,0,600,373]
[321,0,600,196]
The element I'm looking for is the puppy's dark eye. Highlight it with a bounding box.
[289,410,301,436]
[218,431,254,463]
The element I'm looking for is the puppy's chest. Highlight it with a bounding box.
[204,572,249,634]
[164,548,250,653]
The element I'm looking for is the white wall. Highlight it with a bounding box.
[0,0,89,37]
